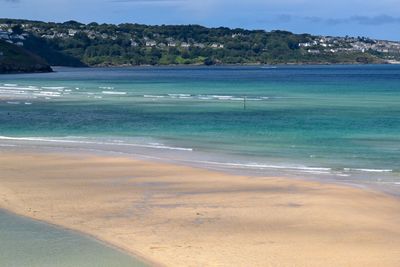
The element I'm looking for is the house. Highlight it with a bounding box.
[168,41,177,47]
[130,40,139,47]
[193,43,205,48]
[299,42,312,47]
[307,49,321,54]
[210,43,224,49]
[146,40,157,47]
[231,33,243,38]
[0,31,10,41]
[180,42,190,48]
[68,29,78,36]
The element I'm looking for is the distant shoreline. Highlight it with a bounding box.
[47,61,399,69]
[2,61,399,74]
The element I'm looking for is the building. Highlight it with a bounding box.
[0,31,10,40]
[68,29,78,37]
[211,43,224,49]
[168,41,177,47]
[307,49,321,54]
[130,40,139,47]
[180,42,190,48]
[145,40,157,47]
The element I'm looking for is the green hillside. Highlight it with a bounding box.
[1,18,398,67]
[0,40,52,73]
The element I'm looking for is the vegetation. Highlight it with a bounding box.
[0,19,392,67]
[0,40,52,73]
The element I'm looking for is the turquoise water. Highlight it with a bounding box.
[0,65,399,189]
[0,210,147,267]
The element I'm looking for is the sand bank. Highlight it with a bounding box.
[0,151,400,266]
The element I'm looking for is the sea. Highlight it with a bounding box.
[0,65,399,194]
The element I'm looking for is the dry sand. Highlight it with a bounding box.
[0,151,400,266]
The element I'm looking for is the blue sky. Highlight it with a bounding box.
[1,0,400,40]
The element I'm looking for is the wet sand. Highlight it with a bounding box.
[0,151,400,266]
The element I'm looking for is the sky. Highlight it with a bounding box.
[1,0,400,40]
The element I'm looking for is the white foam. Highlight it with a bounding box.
[3,84,18,87]
[41,86,66,90]
[344,168,392,173]
[212,95,233,100]
[144,95,165,98]
[0,86,40,91]
[102,91,127,95]
[168,94,191,97]
[34,92,61,97]
[0,136,193,152]
[192,160,332,172]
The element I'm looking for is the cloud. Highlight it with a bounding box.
[306,15,400,25]
[349,15,400,25]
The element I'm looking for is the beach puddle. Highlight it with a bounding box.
[0,210,147,267]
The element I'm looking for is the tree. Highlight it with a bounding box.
[11,25,23,35]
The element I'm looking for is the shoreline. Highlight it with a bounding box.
[0,207,154,267]
[1,137,398,197]
[59,62,395,69]
[1,150,400,266]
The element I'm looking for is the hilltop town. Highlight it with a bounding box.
[1,18,400,67]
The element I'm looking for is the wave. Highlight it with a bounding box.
[0,136,193,152]
[189,160,332,172]
[0,136,394,176]
[144,95,165,98]
[0,86,40,91]
[41,86,67,90]
[344,168,392,173]
[142,94,272,101]
[102,91,127,95]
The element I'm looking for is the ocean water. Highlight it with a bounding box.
[0,210,147,267]
[0,65,399,192]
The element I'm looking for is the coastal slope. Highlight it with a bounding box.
[0,151,400,266]
[0,40,52,73]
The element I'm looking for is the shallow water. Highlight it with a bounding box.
[0,65,399,191]
[0,210,147,267]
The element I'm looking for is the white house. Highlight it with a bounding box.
[146,40,157,47]
[211,43,224,49]
[68,29,78,36]
[168,41,177,47]
[0,31,10,40]
[180,42,190,48]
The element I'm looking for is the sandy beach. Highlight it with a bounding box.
[0,150,400,266]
